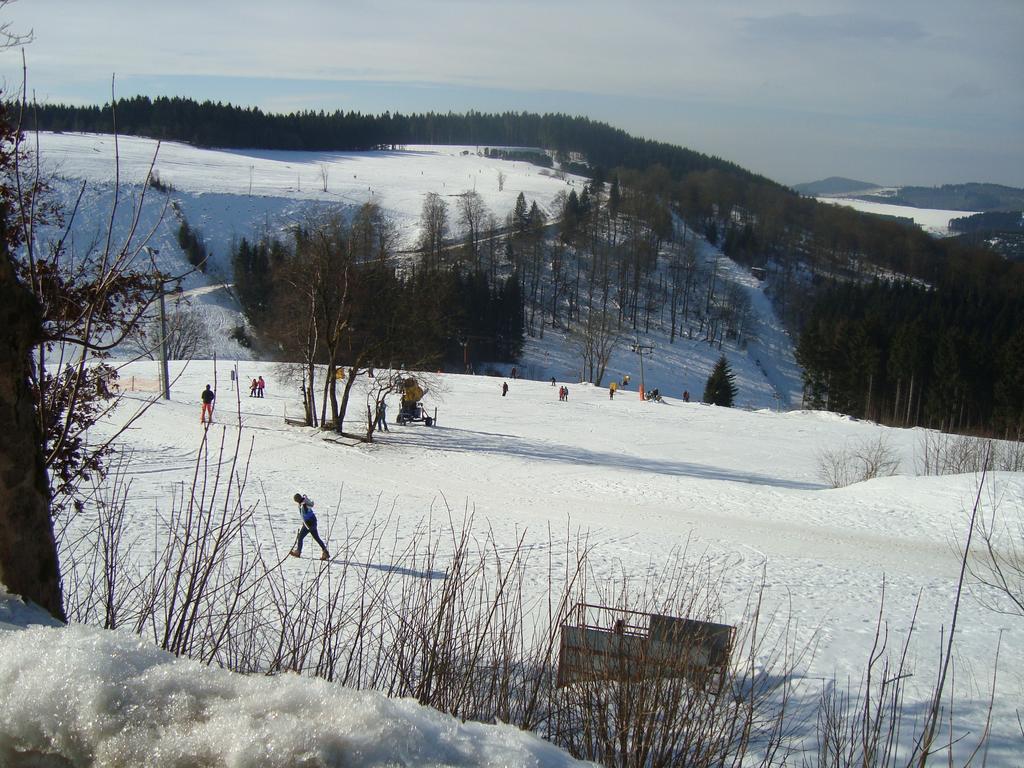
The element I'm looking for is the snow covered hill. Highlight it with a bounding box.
[30,131,801,409]
[4,359,1021,764]
[32,131,591,362]
[15,132,1022,764]
[814,195,977,236]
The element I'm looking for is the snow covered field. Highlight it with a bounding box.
[33,131,586,253]
[29,131,804,409]
[815,196,976,236]
[29,131,590,363]
[3,358,1021,764]
[5,131,1021,764]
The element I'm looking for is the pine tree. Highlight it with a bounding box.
[609,176,621,219]
[703,355,737,407]
[512,192,529,235]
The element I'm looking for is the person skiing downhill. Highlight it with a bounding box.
[290,493,330,560]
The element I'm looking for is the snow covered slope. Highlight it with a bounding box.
[7,359,1014,764]
[35,131,585,261]
[30,131,803,408]
[0,589,587,766]
[815,195,976,236]
[31,132,587,361]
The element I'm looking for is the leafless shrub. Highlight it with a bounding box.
[65,433,801,765]
[817,436,901,488]
[965,484,1024,619]
[917,431,1024,476]
[810,474,1000,767]
[63,415,1001,765]
[808,585,917,768]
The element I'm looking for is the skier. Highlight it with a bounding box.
[290,493,330,561]
[502,381,509,397]
[683,390,690,403]
[609,381,618,399]
[249,378,258,397]
[257,375,265,398]
[200,384,215,424]
[375,399,389,432]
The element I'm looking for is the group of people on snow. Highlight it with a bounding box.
[197,374,267,424]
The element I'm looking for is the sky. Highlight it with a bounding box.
[2,0,1022,188]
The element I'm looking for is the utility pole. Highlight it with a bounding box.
[145,247,171,400]
[631,340,653,400]
[157,288,170,400]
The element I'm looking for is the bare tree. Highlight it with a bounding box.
[282,214,353,430]
[319,163,329,192]
[573,308,620,386]
[457,189,488,268]
[417,192,448,271]
[0,200,64,620]
[132,304,211,361]
[351,201,397,264]
[0,49,162,619]
[11,80,172,525]
[363,367,406,441]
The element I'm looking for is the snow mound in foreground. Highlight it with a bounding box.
[0,593,586,768]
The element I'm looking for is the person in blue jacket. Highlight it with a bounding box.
[290,493,330,561]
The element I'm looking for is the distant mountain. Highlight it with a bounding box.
[859,183,1024,212]
[792,177,881,196]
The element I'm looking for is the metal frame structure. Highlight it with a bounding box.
[556,602,735,691]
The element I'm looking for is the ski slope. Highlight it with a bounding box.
[3,360,1021,764]
[30,131,591,362]
[29,131,804,409]
[7,132,1021,764]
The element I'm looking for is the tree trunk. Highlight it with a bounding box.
[0,252,65,621]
